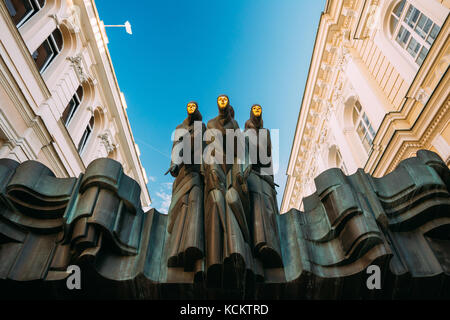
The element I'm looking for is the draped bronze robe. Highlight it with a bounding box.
[204,98,259,288]
[245,110,283,268]
[166,108,206,272]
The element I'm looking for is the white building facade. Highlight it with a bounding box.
[0,0,151,206]
[282,0,449,213]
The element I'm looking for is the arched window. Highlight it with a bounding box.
[62,86,84,126]
[78,116,94,154]
[328,145,348,174]
[4,0,45,28]
[390,0,441,66]
[352,101,376,154]
[32,28,63,73]
[335,149,347,174]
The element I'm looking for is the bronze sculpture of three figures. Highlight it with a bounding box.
[165,94,283,289]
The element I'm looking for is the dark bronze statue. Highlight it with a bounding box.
[203,95,257,288]
[164,98,281,287]
[165,101,205,271]
[245,104,283,268]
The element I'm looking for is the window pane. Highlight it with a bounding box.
[390,16,399,34]
[396,26,410,48]
[52,28,63,52]
[37,0,45,8]
[362,135,371,153]
[62,99,76,125]
[76,85,84,101]
[406,37,421,58]
[416,46,428,66]
[352,107,359,125]
[368,124,376,139]
[415,14,432,39]
[404,5,420,28]
[78,126,92,152]
[32,39,54,72]
[362,113,370,127]
[6,0,34,26]
[426,24,440,46]
[357,122,366,139]
[393,0,405,18]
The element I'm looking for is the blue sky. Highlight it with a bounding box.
[95,0,325,213]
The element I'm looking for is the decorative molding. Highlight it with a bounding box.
[48,14,61,26]
[391,102,449,170]
[98,130,116,154]
[86,106,94,116]
[67,54,91,83]
[415,88,430,105]
[64,5,81,34]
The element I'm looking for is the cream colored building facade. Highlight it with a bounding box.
[281,0,449,213]
[0,0,151,206]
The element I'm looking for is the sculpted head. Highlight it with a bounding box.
[187,102,197,114]
[217,95,229,110]
[252,104,262,117]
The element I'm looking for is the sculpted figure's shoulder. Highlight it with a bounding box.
[207,116,219,129]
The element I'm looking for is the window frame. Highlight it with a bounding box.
[62,86,84,126]
[390,0,441,66]
[335,148,348,174]
[4,0,46,28]
[32,28,63,74]
[352,101,376,154]
[78,117,94,154]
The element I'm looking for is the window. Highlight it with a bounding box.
[62,86,84,126]
[4,0,45,28]
[390,0,441,66]
[352,101,376,154]
[32,28,63,73]
[78,116,94,153]
[335,149,347,174]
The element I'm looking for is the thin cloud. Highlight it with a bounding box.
[155,190,171,214]
[162,182,173,190]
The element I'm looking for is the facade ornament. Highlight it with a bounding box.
[342,7,357,18]
[67,54,91,83]
[313,95,323,105]
[49,14,62,26]
[316,79,329,90]
[327,100,336,112]
[415,88,430,105]
[98,130,116,154]
[50,6,81,33]
[320,63,332,72]
[336,37,351,71]
[325,43,337,54]
[86,106,94,116]
[309,109,320,119]
[64,5,81,34]
[332,89,343,105]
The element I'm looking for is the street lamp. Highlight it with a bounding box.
[103,20,132,35]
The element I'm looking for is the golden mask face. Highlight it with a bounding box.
[252,105,262,117]
[217,95,229,109]
[187,103,197,114]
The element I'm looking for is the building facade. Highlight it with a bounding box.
[0,0,151,206]
[281,0,449,213]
